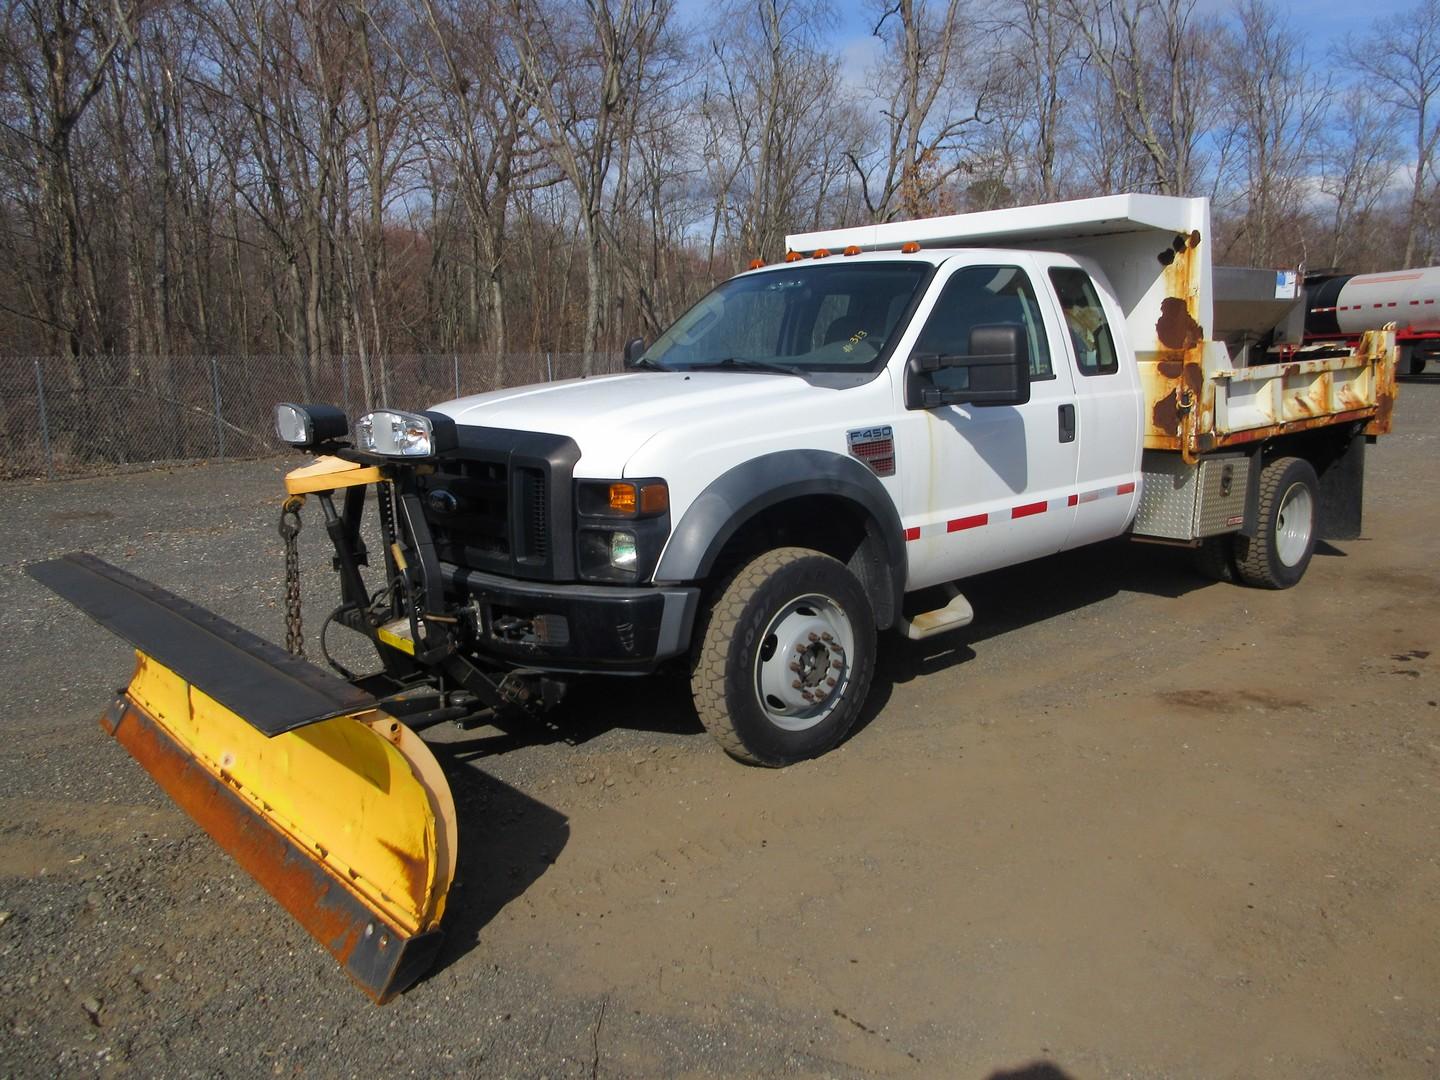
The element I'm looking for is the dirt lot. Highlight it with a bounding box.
[1,382,1437,1079]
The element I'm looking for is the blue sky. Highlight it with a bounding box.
[674,0,1417,72]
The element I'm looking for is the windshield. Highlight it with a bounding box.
[642,262,931,374]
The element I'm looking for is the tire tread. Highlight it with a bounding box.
[1234,456,1313,589]
[690,547,834,766]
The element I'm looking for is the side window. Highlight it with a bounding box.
[1048,266,1118,376]
[912,266,1053,390]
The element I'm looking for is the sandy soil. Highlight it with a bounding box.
[0,380,1436,1078]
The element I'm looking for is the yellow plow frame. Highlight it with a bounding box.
[28,553,457,1003]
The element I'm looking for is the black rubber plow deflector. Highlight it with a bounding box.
[27,552,375,735]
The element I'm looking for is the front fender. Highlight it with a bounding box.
[653,450,906,623]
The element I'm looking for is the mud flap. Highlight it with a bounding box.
[27,553,457,1003]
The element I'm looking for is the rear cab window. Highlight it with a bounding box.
[1048,266,1119,376]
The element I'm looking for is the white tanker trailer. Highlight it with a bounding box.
[1305,266,1440,374]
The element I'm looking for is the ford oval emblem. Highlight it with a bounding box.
[427,488,458,515]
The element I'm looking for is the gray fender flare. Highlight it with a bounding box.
[653,450,906,628]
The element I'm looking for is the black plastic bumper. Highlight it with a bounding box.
[441,564,700,673]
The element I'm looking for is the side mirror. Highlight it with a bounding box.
[623,337,646,368]
[905,323,1031,409]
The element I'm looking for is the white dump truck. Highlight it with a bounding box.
[32,194,1397,1000]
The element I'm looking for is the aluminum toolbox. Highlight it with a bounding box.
[1134,451,1249,541]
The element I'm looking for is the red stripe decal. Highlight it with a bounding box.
[947,513,988,532]
[1116,482,1136,496]
[1011,501,1047,519]
[904,527,920,542]
[1067,494,1079,507]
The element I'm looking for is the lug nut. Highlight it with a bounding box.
[831,659,843,670]
[826,677,837,687]
[788,660,801,672]
[792,679,803,689]
[808,632,819,642]
[821,632,833,641]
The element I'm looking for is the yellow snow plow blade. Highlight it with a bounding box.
[27,553,457,1004]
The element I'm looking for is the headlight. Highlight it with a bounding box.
[609,531,638,570]
[574,477,670,582]
[274,403,347,448]
[355,410,455,457]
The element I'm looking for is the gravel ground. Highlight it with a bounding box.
[0,380,1437,1078]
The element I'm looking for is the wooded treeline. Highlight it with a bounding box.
[2,0,1437,399]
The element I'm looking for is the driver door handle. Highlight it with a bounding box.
[1058,403,1076,444]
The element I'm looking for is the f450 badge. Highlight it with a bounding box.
[847,426,896,478]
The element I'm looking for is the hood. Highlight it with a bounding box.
[430,371,822,476]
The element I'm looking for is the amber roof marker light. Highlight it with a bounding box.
[901,241,922,254]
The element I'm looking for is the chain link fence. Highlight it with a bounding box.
[0,351,621,481]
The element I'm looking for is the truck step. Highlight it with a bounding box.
[897,586,974,641]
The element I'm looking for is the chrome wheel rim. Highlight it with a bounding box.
[753,593,855,732]
[1275,482,1314,567]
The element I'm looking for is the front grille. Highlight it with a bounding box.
[518,467,549,560]
[407,426,579,582]
[421,459,510,566]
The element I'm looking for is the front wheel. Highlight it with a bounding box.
[1234,456,1319,589]
[690,547,876,766]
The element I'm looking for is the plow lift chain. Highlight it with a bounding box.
[279,495,305,656]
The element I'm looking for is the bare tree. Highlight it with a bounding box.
[1317,90,1402,269]
[701,0,843,260]
[1061,0,1216,196]
[507,0,677,367]
[852,0,990,220]
[1213,0,1326,265]
[0,0,126,358]
[1351,0,1440,267]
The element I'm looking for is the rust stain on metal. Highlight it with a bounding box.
[100,696,422,1003]
[1208,407,1380,447]
[1156,298,1203,350]
[1156,357,1184,378]
[1151,387,1181,435]
[378,838,431,912]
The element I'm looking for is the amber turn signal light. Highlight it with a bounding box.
[608,483,637,514]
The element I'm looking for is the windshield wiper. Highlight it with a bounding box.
[700,357,806,378]
[628,355,668,371]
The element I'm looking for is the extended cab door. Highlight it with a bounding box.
[893,255,1079,589]
[1041,258,1144,550]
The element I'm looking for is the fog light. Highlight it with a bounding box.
[274,403,347,447]
[610,531,638,570]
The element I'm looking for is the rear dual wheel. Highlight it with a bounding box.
[691,547,876,766]
[1193,457,1319,589]
[1233,456,1318,588]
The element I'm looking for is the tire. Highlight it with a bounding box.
[1192,534,1238,582]
[1411,353,1428,376]
[690,547,876,767]
[1234,456,1319,589]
